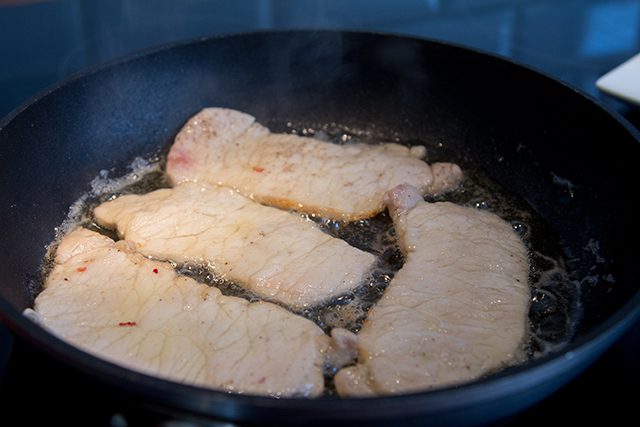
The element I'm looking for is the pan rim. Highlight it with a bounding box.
[2,28,639,140]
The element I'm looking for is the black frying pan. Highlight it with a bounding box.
[1,31,639,426]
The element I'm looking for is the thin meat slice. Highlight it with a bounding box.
[335,184,530,396]
[93,182,376,309]
[327,328,359,370]
[166,108,463,220]
[31,228,329,397]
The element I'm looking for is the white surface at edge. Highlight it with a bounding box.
[596,53,640,106]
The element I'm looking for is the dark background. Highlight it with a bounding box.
[1,0,638,425]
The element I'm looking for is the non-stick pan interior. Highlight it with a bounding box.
[1,31,639,425]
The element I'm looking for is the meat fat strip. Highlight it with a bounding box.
[30,228,329,397]
[166,107,463,220]
[335,184,530,396]
[94,182,376,309]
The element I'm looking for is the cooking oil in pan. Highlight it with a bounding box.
[41,124,582,394]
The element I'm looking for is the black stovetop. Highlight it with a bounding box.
[1,1,639,425]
